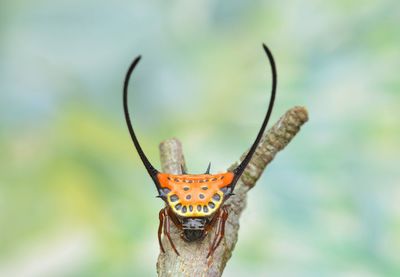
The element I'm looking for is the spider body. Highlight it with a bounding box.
[123,44,277,257]
[157,173,233,253]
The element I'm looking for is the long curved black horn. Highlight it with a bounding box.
[123,56,161,190]
[230,44,277,191]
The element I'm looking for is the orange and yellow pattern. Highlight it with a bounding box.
[157,172,234,217]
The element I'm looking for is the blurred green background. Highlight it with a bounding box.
[0,0,399,276]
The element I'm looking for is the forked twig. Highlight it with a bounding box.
[156,106,309,277]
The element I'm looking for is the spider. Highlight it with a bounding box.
[123,43,277,258]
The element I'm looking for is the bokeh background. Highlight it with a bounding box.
[1,0,399,276]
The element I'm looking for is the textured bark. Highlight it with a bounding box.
[156,106,309,277]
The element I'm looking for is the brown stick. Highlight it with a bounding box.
[157,106,309,277]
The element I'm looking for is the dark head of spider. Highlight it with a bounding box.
[182,217,208,242]
[123,43,277,257]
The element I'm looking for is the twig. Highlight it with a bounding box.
[156,106,308,277]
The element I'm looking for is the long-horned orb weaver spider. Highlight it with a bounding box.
[123,44,277,258]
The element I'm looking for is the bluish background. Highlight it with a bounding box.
[0,0,399,276]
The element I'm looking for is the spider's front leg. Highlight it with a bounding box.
[207,206,229,258]
[158,209,166,253]
[158,207,181,256]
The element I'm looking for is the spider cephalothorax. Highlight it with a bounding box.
[123,44,277,257]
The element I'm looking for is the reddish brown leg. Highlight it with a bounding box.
[166,206,182,228]
[158,209,165,253]
[207,207,229,258]
[163,208,180,256]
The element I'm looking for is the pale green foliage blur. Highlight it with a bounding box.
[0,0,399,276]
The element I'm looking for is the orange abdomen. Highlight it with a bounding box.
[157,172,234,217]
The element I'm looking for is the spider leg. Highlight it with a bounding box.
[163,208,180,256]
[213,208,228,252]
[166,206,182,227]
[207,206,229,258]
[158,209,165,253]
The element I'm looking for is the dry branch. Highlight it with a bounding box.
[156,106,308,277]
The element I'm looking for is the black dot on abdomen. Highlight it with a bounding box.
[212,194,221,201]
[170,195,179,202]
